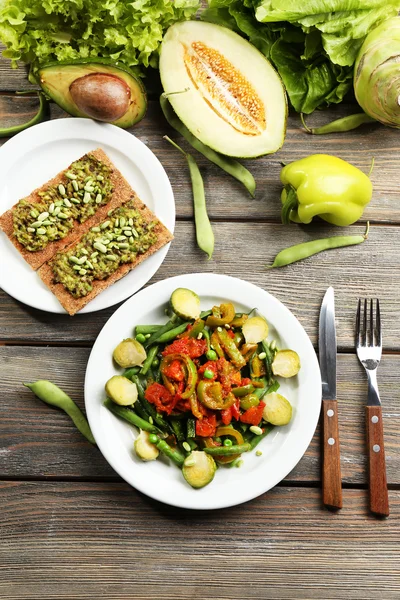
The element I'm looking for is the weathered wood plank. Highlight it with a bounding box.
[0,97,398,223]
[1,221,400,348]
[0,482,398,600]
[1,346,399,485]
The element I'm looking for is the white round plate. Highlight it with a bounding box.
[85,273,321,510]
[0,118,175,313]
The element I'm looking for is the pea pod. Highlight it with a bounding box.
[160,95,256,197]
[24,380,95,445]
[301,112,376,135]
[268,223,369,269]
[0,92,49,138]
[164,136,214,259]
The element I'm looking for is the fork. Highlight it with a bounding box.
[356,299,389,517]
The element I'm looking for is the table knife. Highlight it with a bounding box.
[319,286,343,509]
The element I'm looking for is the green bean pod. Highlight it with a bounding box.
[164,136,214,259]
[24,380,96,445]
[301,112,376,135]
[0,92,49,138]
[204,443,251,456]
[151,437,185,467]
[140,345,159,375]
[155,322,190,344]
[143,316,179,347]
[103,398,163,435]
[268,223,369,269]
[160,95,256,197]
[135,325,162,336]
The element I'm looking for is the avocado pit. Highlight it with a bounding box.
[69,73,131,122]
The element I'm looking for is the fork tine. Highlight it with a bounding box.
[376,298,382,348]
[363,298,367,346]
[370,298,374,347]
[356,298,361,346]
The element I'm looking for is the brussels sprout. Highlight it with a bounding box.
[262,392,292,426]
[170,288,201,320]
[272,349,300,378]
[105,375,138,406]
[134,430,160,461]
[182,451,216,489]
[113,338,147,368]
[242,316,269,344]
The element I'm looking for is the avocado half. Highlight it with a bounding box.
[160,21,287,158]
[39,58,147,128]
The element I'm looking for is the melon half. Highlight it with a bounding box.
[160,20,287,158]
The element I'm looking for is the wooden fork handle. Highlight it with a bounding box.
[366,405,389,517]
[322,399,343,509]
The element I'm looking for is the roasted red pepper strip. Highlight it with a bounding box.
[240,401,266,425]
[206,303,235,328]
[195,414,217,437]
[160,353,198,400]
[217,328,246,369]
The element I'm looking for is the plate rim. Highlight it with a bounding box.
[0,117,175,314]
[84,272,322,510]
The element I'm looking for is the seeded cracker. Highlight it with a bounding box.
[38,199,173,315]
[0,148,141,270]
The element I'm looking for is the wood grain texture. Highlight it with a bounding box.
[322,399,342,509]
[366,405,390,517]
[1,346,399,485]
[0,482,399,600]
[0,96,399,223]
[1,221,400,348]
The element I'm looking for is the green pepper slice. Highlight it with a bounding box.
[239,393,260,410]
[188,318,205,339]
[197,380,236,410]
[210,331,225,358]
[160,353,198,399]
[206,303,235,328]
[232,384,255,397]
[230,314,248,328]
[217,328,246,369]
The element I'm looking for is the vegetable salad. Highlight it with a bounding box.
[104,288,300,489]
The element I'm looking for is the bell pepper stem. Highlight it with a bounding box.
[281,186,298,225]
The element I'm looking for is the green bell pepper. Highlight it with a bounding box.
[281,154,372,227]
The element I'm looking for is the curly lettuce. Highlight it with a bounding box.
[202,0,400,113]
[0,0,199,79]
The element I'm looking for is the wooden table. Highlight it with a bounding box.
[1,52,399,600]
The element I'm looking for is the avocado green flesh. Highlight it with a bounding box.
[13,155,112,252]
[51,201,158,298]
[39,61,147,128]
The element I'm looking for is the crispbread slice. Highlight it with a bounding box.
[37,198,173,316]
[0,148,135,271]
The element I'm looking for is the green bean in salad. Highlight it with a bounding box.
[104,288,301,489]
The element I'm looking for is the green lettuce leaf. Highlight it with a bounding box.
[0,0,199,77]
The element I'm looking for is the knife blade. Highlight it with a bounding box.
[319,286,342,509]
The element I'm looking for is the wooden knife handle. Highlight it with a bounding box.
[322,399,343,509]
[366,405,389,517]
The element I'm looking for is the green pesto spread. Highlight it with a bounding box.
[51,200,158,298]
[13,155,113,252]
